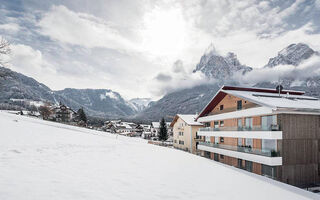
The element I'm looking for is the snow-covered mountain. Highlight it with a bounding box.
[139,43,320,122]
[256,43,320,96]
[0,66,137,118]
[128,98,152,112]
[193,44,252,81]
[55,88,137,118]
[264,43,319,68]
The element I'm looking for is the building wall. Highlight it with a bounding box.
[191,125,203,154]
[209,94,258,115]
[173,117,191,152]
[173,117,203,153]
[278,114,320,187]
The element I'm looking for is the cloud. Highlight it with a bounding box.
[0,23,20,33]
[38,5,136,51]
[2,0,320,100]
[155,73,172,82]
[233,54,320,86]
[172,60,185,73]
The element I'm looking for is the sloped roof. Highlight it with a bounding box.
[170,114,203,127]
[197,85,320,119]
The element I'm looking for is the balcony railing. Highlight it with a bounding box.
[198,142,280,157]
[199,125,280,132]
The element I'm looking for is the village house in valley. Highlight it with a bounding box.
[170,114,203,154]
[151,121,173,137]
[196,85,320,188]
[49,103,77,123]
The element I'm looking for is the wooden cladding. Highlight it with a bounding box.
[209,95,258,115]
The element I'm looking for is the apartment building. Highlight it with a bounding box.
[170,114,203,154]
[196,85,320,188]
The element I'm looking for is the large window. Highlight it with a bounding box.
[261,115,277,130]
[245,161,253,172]
[237,118,242,128]
[214,153,219,161]
[238,159,243,169]
[238,138,242,146]
[262,165,277,178]
[262,139,277,152]
[237,100,242,110]
[245,138,253,147]
[245,117,253,129]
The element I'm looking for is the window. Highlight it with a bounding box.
[262,164,276,178]
[237,159,243,169]
[205,136,211,143]
[214,136,219,144]
[237,100,242,110]
[220,121,224,127]
[238,138,242,146]
[245,117,253,129]
[220,154,224,159]
[220,137,224,143]
[179,140,184,145]
[214,121,219,128]
[237,118,242,128]
[174,140,177,143]
[179,131,184,136]
[262,139,277,152]
[220,105,224,110]
[262,115,277,130]
[245,161,252,172]
[214,153,219,161]
[245,138,253,147]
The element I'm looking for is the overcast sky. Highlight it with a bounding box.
[0,0,320,100]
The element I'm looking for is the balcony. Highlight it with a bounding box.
[198,142,280,157]
[197,142,282,166]
[197,125,282,140]
[199,125,280,132]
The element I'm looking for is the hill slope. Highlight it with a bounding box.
[0,111,317,200]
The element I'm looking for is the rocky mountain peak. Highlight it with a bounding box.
[193,45,252,81]
[265,43,318,68]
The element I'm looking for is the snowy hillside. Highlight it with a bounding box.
[0,111,317,200]
[128,98,152,112]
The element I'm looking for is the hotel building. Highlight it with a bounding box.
[196,85,320,187]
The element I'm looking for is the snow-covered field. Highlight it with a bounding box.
[0,111,318,200]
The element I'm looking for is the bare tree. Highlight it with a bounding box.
[0,37,11,65]
[39,105,52,120]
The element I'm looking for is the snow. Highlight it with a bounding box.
[177,114,202,126]
[105,91,118,100]
[0,111,318,200]
[224,89,320,111]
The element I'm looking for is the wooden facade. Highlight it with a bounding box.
[199,92,320,188]
[278,114,320,187]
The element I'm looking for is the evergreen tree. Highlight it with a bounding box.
[77,108,87,123]
[158,117,168,141]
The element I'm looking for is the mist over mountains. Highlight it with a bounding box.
[1,43,320,122]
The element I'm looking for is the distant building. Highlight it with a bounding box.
[49,103,76,123]
[151,121,173,137]
[196,85,320,188]
[140,124,152,139]
[170,114,203,154]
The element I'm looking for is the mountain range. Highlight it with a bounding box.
[1,43,319,122]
